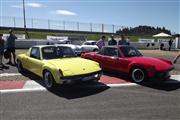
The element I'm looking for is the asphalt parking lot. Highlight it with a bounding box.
[1,84,180,120]
[0,49,180,120]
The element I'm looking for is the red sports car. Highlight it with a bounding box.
[81,45,174,83]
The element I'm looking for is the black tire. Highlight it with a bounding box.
[17,60,24,73]
[86,79,99,85]
[93,78,100,83]
[43,71,57,89]
[130,67,147,83]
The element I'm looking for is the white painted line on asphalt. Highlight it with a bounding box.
[1,75,180,93]
[23,80,43,89]
[0,73,21,77]
[170,75,180,81]
[107,83,138,87]
[0,82,138,94]
[0,88,46,94]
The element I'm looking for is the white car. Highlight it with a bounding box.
[56,44,83,56]
[81,41,99,52]
[47,40,71,45]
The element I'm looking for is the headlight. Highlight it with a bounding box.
[94,74,99,78]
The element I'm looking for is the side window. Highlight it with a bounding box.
[104,48,118,57]
[84,42,90,45]
[92,42,97,45]
[97,47,104,55]
[30,47,40,59]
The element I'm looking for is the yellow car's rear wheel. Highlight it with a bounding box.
[43,71,56,89]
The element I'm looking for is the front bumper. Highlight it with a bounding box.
[154,67,174,80]
[61,70,102,84]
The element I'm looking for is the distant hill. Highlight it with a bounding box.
[116,25,171,36]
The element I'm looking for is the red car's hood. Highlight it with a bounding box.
[127,56,173,71]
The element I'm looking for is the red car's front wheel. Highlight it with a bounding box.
[130,68,146,83]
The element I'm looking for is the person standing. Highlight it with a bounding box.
[108,35,117,45]
[168,39,173,51]
[96,36,106,49]
[118,34,128,45]
[0,34,5,67]
[7,29,17,65]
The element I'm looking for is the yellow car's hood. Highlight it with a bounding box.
[46,57,101,76]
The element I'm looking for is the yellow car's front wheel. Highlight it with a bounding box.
[43,71,57,89]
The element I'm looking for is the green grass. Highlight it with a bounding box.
[0,29,154,42]
[0,29,108,40]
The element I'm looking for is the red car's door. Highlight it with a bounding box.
[102,56,117,70]
[93,48,105,67]
[98,47,119,70]
[94,54,104,66]
[116,47,133,73]
[115,58,130,73]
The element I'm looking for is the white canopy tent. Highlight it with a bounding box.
[152,32,174,50]
[153,32,171,37]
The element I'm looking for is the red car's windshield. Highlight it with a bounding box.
[120,46,142,57]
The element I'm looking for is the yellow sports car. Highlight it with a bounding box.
[17,45,102,89]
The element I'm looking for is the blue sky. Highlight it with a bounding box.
[0,0,179,33]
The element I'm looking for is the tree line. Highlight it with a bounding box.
[116,25,171,36]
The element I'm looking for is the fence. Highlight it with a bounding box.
[0,16,123,33]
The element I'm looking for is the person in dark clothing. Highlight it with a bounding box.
[118,34,128,45]
[7,29,17,65]
[168,39,173,51]
[0,34,5,67]
[160,43,164,50]
[108,35,117,45]
[146,43,150,47]
[0,34,9,69]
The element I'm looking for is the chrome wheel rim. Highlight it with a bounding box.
[132,68,144,83]
[44,72,53,88]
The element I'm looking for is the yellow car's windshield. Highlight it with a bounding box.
[42,46,76,59]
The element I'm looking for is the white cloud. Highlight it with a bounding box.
[11,5,23,8]
[55,10,77,16]
[10,3,46,9]
[26,3,46,8]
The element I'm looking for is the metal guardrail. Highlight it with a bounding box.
[0,16,124,33]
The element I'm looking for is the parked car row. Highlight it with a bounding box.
[17,44,174,89]
[49,40,99,54]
